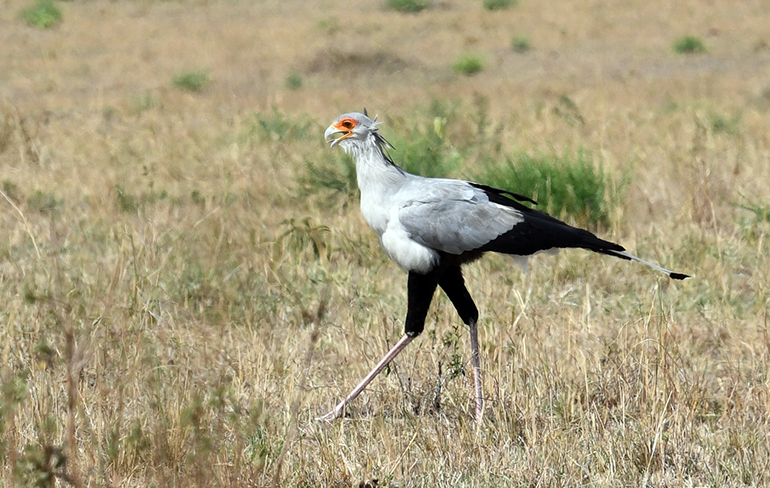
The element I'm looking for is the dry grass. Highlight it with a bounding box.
[1,0,770,486]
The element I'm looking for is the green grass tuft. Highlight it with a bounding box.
[1,180,22,204]
[382,114,463,178]
[285,72,303,90]
[453,53,485,76]
[133,91,156,114]
[299,152,359,204]
[511,35,531,52]
[707,110,741,134]
[673,35,706,54]
[20,0,61,29]
[385,0,429,13]
[172,70,211,92]
[249,108,313,142]
[318,16,340,35]
[27,190,60,213]
[736,195,770,225]
[275,217,331,262]
[483,0,517,11]
[475,150,615,226]
[114,184,139,213]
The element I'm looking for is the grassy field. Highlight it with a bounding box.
[2,0,770,486]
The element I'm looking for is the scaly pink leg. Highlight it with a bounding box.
[469,319,483,422]
[317,334,414,421]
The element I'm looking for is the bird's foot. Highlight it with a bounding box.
[316,407,342,422]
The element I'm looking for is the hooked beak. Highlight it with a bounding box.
[324,125,350,147]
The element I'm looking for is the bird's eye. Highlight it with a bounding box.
[340,118,356,130]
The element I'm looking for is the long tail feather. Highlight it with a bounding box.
[606,250,690,280]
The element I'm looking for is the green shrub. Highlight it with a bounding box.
[1,180,22,204]
[511,35,531,52]
[673,35,706,54]
[318,16,340,35]
[27,190,60,213]
[736,195,770,225]
[300,152,358,203]
[453,53,484,76]
[385,0,429,13]
[553,95,585,126]
[21,0,61,29]
[249,108,313,142]
[133,91,156,114]
[285,72,303,90]
[114,184,139,213]
[387,121,461,178]
[172,70,210,92]
[483,0,517,11]
[275,217,331,262]
[707,110,741,134]
[475,150,615,226]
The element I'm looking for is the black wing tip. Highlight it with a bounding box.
[669,272,691,281]
[509,191,538,206]
[469,182,537,205]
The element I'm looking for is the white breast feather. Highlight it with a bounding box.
[380,220,439,273]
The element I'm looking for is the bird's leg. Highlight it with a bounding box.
[317,334,414,421]
[403,270,441,336]
[468,318,483,422]
[438,266,483,422]
[318,271,440,421]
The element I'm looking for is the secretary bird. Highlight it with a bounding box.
[319,111,689,422]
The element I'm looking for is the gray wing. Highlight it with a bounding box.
[398,179,524,255]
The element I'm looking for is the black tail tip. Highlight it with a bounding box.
[669,272,690,280]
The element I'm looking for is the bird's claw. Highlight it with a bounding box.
[315,409,341,422]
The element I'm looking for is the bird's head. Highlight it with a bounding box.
[325,111,397,168]
[324,111,382,149]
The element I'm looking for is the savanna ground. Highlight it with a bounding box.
[2,0,770,486]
